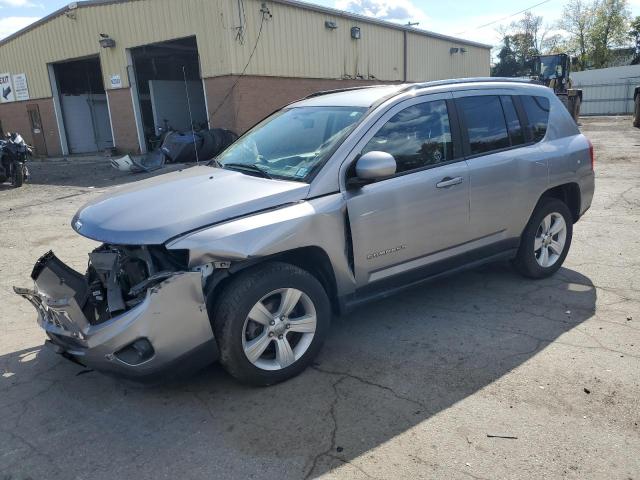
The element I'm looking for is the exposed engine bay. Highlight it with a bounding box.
[16,246,216,379]
[83,244,190,324]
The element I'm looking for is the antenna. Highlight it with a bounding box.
[183,65,199,165]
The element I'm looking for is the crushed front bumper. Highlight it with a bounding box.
[14,252,217,381]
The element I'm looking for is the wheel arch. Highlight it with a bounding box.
[205,246,340,318]
[541,182,581,223]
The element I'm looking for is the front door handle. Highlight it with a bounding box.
[436,176,463,188]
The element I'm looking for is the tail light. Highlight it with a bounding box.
[587,138,595,170]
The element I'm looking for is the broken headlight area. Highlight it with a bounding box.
[84,244,190,323]
[25,245,190,328]
[14,246,219,379]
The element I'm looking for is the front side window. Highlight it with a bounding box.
[457,95,510,155]
[521,95,550,142]
[362,100,453,174]
[217,106,367,181]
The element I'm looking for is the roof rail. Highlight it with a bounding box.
[305,77,539,100]
[304,85,393,99]
[401,77,538,93]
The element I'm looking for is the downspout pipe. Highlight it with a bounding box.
[403,29,407,82]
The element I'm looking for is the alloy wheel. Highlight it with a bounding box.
[534,212,567,268]
[241,288,317,371]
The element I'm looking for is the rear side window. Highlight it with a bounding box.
[363,100,454,174]
[521,95,550,142]
[456,96,510,155]
[500,96,525,146]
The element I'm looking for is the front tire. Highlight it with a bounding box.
[633,94,640,128]
[11,164,24,187]
[212,262,331,386]
[513,198,573,279]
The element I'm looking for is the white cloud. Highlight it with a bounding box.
[335,0,429,26]
[0,16,40,39]
[0,0,38,7]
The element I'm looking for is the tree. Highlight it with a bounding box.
[492,36,521,76]
[627,15,640,63]
[540,33,565,54]
[559,0,631,69]
[591,0,632,67]
[558,0,595,70]
[493,11,544,76]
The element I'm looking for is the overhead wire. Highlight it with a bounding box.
[455,0,553,35]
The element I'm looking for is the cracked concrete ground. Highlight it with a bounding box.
[1,116,639,480]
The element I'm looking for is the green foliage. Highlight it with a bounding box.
[492,12,543,77]
[629,15,640,63]
[493,0,634,75]
[590,0,632,67]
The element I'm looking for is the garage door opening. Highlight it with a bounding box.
[130,36,207,151]
[53,57,114,154]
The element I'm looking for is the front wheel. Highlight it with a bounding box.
[212,262,331,386]
[513,198,573,279]
[11,163,24,187]
[633,94,640,128]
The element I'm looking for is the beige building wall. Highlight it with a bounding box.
[0,0,490,154]
[0,0,231,99]
[0,0,490,101]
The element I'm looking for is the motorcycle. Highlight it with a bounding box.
[0,132,31,187]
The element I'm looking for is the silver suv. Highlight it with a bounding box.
[15,79,595,385]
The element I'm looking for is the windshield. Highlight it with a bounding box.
[538,55,563,80]
[216,106,367,182]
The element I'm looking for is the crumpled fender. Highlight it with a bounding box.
[166,193,356,294]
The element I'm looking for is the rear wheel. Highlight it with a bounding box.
[212,262,331,386]
[633,94,640,128]
[513,198,573,279]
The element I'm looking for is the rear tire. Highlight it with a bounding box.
[212,262,331,386]
[633,95,640,128]
[513,198,573,279]
[572,95,581,122]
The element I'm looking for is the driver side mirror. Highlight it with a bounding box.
[354,151,396,182]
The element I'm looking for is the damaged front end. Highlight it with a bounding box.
[14,246,217,380]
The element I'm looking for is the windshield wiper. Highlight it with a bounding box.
[222,162,273,179]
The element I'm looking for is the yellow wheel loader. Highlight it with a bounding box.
[533,54,583,122]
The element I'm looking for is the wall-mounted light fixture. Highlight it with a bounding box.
[351,26,361,39]
[325,20,338,30]
[65,2,77,20]
[99,33,116,48]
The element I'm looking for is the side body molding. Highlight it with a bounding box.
[166,194,357,295]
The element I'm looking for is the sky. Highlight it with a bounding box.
[1,0,640,47]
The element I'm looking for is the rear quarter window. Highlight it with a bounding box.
[521,95,551,142]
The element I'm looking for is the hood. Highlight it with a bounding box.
[72,166,310,245]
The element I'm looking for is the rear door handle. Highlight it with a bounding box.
[436,176,463,188]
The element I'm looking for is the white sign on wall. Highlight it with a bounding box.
[0,73,15,103]
[110,74,122,89]
[12,73,29,101]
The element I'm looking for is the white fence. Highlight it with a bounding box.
[572,65,640,115]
